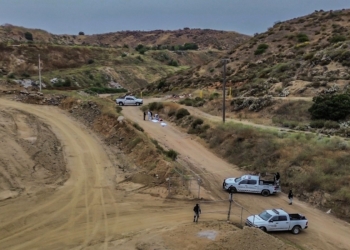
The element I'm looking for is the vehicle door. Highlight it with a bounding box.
[266,216,279,231]
[276,215,290,230]
[246,180,258,193]
[125,97,134,105]
[237,180,248,192]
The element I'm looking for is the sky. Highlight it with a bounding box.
[0,0,350,36]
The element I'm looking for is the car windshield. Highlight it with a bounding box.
[235,177,242,183]
[258,211,272,221]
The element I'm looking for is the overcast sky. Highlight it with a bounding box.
[0,0,349,35]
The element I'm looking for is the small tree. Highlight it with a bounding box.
[308,94,350,121]
[24,32,33,41]
[78,31,85,35]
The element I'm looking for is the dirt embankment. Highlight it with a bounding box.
[0,107,67,201]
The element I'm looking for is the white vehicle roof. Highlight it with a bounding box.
[265,208,288,216]
[226,175,260,181]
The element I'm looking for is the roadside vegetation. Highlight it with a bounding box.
[144,101,350,221]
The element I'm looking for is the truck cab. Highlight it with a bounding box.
[116,96,143,106]
[246,208,308,234]
[223,174,280,196]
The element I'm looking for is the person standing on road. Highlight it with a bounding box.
[147,110,151,121]
[150,110,153,120]
[143,111,146,120]
[193,203,201,223]
[288,189,294,205]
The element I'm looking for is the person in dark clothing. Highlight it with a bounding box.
[288,189,294,205]
[143,111,146,120]
[193,203,201,222]
[275,172,280,185]
[150,111,153,120]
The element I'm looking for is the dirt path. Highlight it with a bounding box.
[0,99,194,249]
[122,101,350,250]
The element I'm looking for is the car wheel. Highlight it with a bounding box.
[136,102,140,106]
[228,186,237,193]
[259,227,267,232]
[119,102,124,106]
[261,190,270,197]
[292,226,301,235]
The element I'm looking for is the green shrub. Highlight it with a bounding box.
[168,109,176,117]
[310,120,325,128]
[329,35,346,43]
[176,108,190,119]
[116,106,122,113]
[166,149,178,160]
[254,43,269,55]
[179,98,193,106]
[168,59,179,67]
[324,120,340,129]
[24,32,33,41]
[309,94,350,121]
[191,118,204,129]
[296,33,309,43]
[148,102,164,111]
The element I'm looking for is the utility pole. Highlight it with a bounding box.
[197,178,201,199]
[38,54,42,92]
[222,59,230,123]
[227,192,233,221]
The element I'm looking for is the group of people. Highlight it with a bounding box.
[143,110,162,121]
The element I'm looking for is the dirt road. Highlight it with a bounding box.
[123,101,350,250]
[0,99,193,249]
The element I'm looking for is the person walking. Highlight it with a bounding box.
[288,189,294,205]
[275,172,280,186]
[193,203,201,223]
[150,110,153,120]
[147,110,151,121]
[143,111,146,121]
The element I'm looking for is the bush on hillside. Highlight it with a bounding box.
[148,102,164,111]
[176,108,190,119]
[296,33,309,43]
[78,31,85,35]
[329,35,346,43]
[309,94,350,121]
[24,32,33,41]
[254,43,269,55]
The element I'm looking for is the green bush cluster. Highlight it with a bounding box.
[296,33,309,43]
[309,94,350,121]
[179,97,205,107]
[148,102,164,111]
[254,44,269,55]
[329,35,346,43]
[176,108,190,119]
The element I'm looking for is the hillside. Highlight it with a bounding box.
[0,25,249,91]
[151,9,350,98]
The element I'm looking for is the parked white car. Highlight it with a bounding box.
[116,96,143,106]
[223,174,281,196]
[246,208,308,234]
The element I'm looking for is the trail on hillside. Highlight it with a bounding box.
[122,100,350,250]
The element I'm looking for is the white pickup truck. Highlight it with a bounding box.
[223,174,280,196]
[116,96,143,106]
[246,208,308,234]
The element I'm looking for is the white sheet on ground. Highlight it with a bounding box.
[160,122,167,127]
[152,119,159,123]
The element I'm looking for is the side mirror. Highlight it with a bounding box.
[269,219,273,223]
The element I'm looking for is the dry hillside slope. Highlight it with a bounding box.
[151,9,350,98]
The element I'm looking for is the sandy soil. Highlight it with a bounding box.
[0,97,349,250]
